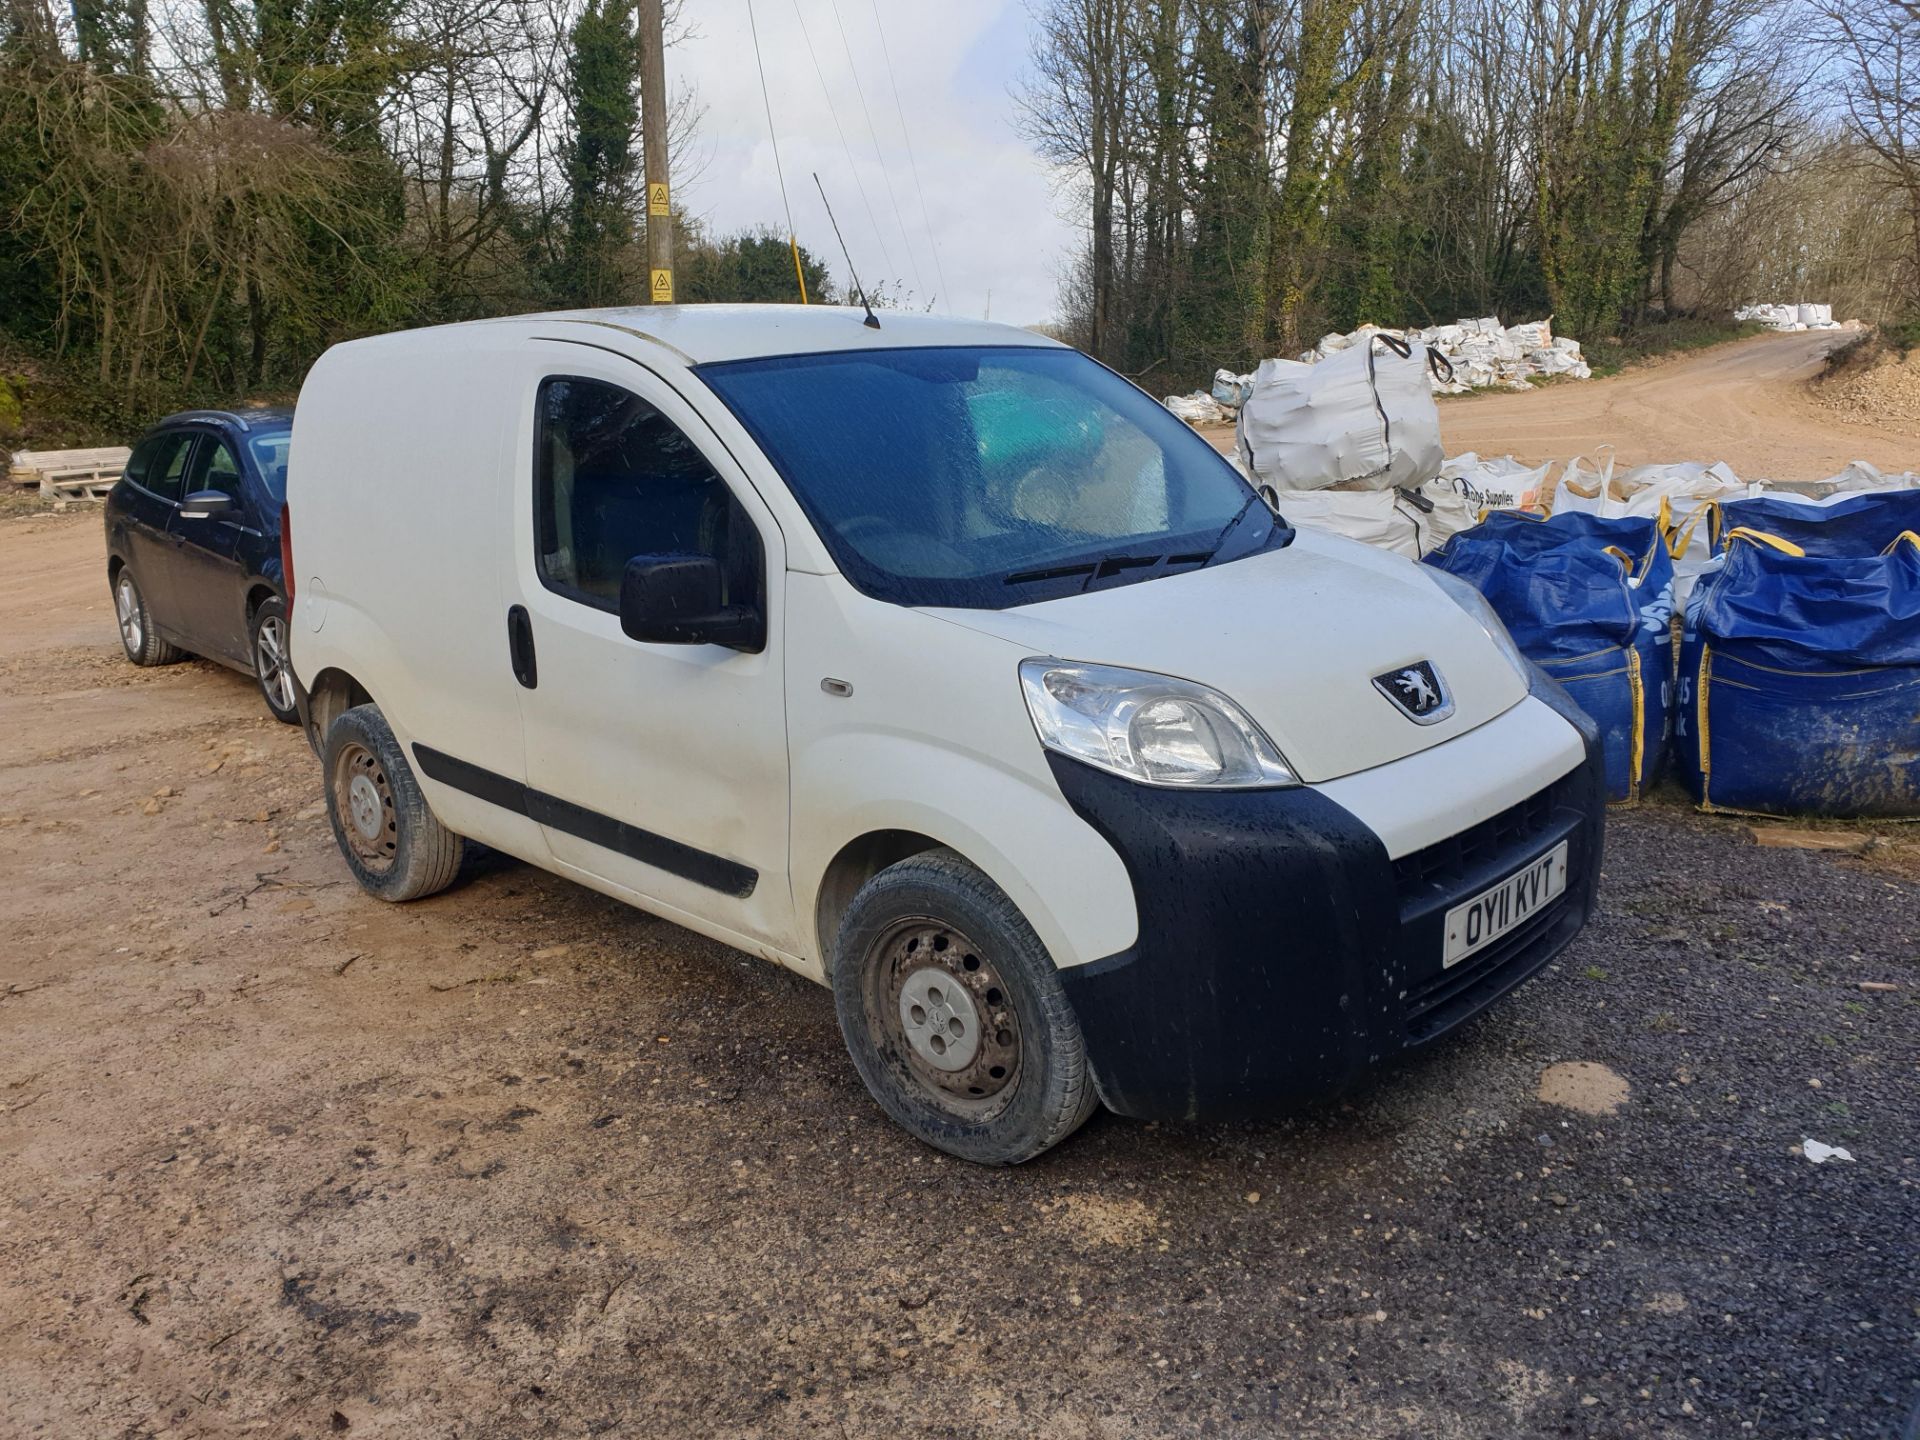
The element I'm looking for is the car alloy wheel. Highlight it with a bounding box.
[254,612,294,713]
[115,574,142,656]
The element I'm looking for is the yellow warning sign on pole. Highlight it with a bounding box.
[650,268,673,303]
[647,182,670,217]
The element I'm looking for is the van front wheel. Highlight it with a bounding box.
[832,850,1099,1164]
[322,704,464,902]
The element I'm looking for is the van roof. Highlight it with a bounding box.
[467,304,1066,366]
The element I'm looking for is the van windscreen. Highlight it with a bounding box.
[695,346,1279,609]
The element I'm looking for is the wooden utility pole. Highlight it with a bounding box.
[639,0,672,302]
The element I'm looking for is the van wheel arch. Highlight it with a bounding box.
[306,667,376,748]
[815,830,946,973]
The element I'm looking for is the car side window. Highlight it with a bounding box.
[124,435,164,490]
[132,434,194,503]
[186,439,244,501]
[534,376,762,614]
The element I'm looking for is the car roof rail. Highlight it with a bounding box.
[165,409,254,432]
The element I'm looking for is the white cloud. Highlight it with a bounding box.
[669,0,1077,327]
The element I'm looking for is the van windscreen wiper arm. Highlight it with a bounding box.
[1004,553,1166,591]
[1003,560,1100,586]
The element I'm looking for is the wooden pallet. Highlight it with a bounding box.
[8,446,129,502]
[39,466,121,501]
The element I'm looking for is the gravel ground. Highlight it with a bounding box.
[1817,346,1920,433]
[2,512,1917,1440]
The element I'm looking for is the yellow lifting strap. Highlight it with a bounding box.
[1601,540,1658,583]
[1883,530,1920,556]
[1724,527,1806,557]
[1660,495,1723,560]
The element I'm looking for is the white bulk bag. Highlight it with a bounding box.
[1259,482,1476,559]
[1823,460,1920,495]
[1235,334,1448,492]
[1210,368,1253,409]
[1549,452,1621,516]
[1438,452,1553,513]
[1614,461,1746,519]
[1164,392,1228,425]
[1506,319,1552,349]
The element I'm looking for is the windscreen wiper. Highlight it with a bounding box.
[1003,561,1100,586]
[1201,492,1281,566]
[1004,553,1165,592]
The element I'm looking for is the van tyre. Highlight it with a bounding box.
[113,568,183,667]
[249,595,300,725]
[322,704,464,902]
[833,849,1099,1164]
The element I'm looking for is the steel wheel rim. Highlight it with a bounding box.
[116,576,142,653]
[865,918,1023,1122]
[331,741,398,873]
[255,614,294,712]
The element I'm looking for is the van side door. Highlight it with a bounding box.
[506,355,797,957]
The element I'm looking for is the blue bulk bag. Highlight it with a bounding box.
[1677,528,1920,816]
[1426,512,1674,802]
[1717,489,1920,556]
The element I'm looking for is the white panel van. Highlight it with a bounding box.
[285,306,1605,1163]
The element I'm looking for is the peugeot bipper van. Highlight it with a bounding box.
[285,306,1605,1164]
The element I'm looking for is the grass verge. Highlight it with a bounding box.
[1577,317,1769,378]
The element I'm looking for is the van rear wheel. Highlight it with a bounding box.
[832,850,1099,1164]
[322,704,464,901]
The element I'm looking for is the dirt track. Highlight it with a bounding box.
[3,413,1920,1435]
[1204,329,1920,481]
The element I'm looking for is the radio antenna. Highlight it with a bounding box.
[814,172,881,329]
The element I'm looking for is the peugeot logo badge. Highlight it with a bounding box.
[1373,660,1453,725]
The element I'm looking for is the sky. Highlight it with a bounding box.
[669,0,1079,328]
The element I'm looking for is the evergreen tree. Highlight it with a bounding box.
[559,0,640,306]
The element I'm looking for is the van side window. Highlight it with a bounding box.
[534,376,761,613]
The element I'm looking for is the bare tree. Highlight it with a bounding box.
[1818,0,1920,308]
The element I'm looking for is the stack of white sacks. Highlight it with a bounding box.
[1194,327,1920,572]
[1171,315,1589,418]
[1733,302,1842,332]
[1295,317,1591,393]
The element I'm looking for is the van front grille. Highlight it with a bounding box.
[1392,784,1560,903]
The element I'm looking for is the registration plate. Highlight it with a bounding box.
[1442,841,1569,968]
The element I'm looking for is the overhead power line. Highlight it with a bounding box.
[827,0,924,306]
[867,0,951,313]
[746,0,809,303]
[791,0,897,287]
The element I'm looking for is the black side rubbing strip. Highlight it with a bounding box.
[413,744,530,816]
[412,744,757,899]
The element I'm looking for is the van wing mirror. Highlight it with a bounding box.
[619,554,764,652]
[180,489,235,520]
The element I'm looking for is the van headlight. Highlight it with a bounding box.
[1019,659,1298,789]
[1426,567,1530,680]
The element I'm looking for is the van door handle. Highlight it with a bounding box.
[507,605,537,689]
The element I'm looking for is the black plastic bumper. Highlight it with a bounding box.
[1052,672,1606,1122]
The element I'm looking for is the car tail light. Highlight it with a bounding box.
[280,503,294,607]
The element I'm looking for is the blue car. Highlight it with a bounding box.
[103,407,298,722]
